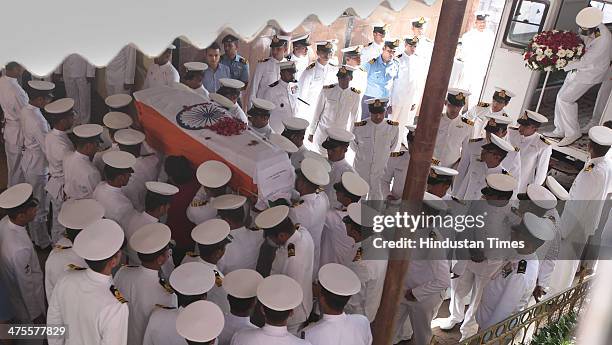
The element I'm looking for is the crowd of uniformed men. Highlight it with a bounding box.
[0,10,612,345]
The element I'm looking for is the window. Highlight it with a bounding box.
[504,0,550,48]
[590,1,612,24]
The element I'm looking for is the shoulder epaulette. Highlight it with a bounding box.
[239,57,248,64]
[397,54,403,58]
[214,270,223,287]
[461,117,474,126]
[390,151,406,157]
[502,169,510,175]
[584,163,594,172]
[268,80,280,87]
[517,260,527,274]
[353,247,363,262]
[288,243,296,257]
[354,120,367,127]
[469,138,483,143]
[509,126,519,130]
[155,304,176,310]
[67,263,86,271]
[477,102,490,108]
[514,146,520,152]
[285,55,292,61]
[159,278,174,294]
[124,265,139,268]
[369,58,376,64]
[55,244,72,250]
[110,285,127,303]
[306,62,316,70]
[291,200,305,208]
[186,251,199,258]
[367,42,373,47]
[323,84,336,89]
[540,136,551,145]
[350,87,361,94]
[258,57,270,63]
[359,66,367,72]
[190,199,208,207]
[432,158,440,166]
[387,120,399,126]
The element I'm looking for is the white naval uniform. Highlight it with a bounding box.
[553,24,612,138]
[297,62,339,122]
[536,209,561,290]
[0,74,28,186]
[114,265,177,345]
[549,155,612,293]
[231,104,248,123]
[250,57,285,104]
[63,151,101,200]
[231,324,312,345]
[346,246,388,322]
[465,103,507,139]
[391,53,425,129]
[288,53,310,81]
[0,216,45,322]
[180,256,230,314]
[186,187,227,225]
[217,226,264,274]
[394,230,450,345]
[92,143,119,173]
[270,227,315,331]
[289,193,330,276]
[453,159,508,201]
[122,155,161,212]
[106,44,137,95]
[381,150,410,201]
[349,67,368,100]
[449,56,465,89]
[325,159,355,209]
[415,38,434,68]
[508,129,552,193]
[249,123,274,139]
[143,305,185,345]
[461,135,522,183]
[44,238,87,301]
[143,61,180,89]
[461,29,495,99]
[302,313,372,345]
[352,119,400,200]
[93,181,137,229]
[319,207,355,267]
[433,114,473,167]
[291,145,309,170]
[47,269,129,345]
[309,84,361,153]
[218,314,257,345]
[476,254,539,330]
[360,42,383,64]
[57,54,95,124]
[20,104,51,247]
[45,129,75,241]
[261,79,298,133]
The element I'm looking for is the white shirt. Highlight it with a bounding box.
[415,38,434,67]
[180,257,230,314]
[319,207,357,267]
[465,103,506,139]
[106,44,137,90]
[291,145,309,170]
[325,159,355,208]
[231,324,312,345]
[453,159,507,201]
[0,216,45,321]
[114,265,177,345]
[289,53,310,81]
[302,313,372,345]
[45,129,74,178]
[217,226,264,274]
[297,61,339,121]
[261,79,299,133]
[143,61,180,89]
[564,24,612,84]
[249,123,274,139]
[346,250,388,322]
[404,231,450,300]
[391,53,425,112]
[47,269,129,345]
[360,42,383,63]
[124,211,160,264]
[58,54,95,79]
[309,84,361,136]
[186,187,223,225]
[349,67,368,97]
[0,75,29,147]
[93,181,137,228]
[63,151,101,200]
[270,227,315,326]
[20,104,50,175]
[508,129,552,193]
[143,306,185,345]
[381,149,410,200]
[218,314,257,345]
[433,114,473,167]
[122,155,161,212]
[250,57,284,104]
[289,192,330,275]
[44,237,87,301]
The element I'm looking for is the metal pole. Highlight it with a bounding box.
[535,70,550,112]
[371,1,467,344]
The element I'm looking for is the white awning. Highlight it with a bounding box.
[2,0,411,76]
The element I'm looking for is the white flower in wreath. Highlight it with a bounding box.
[576,46,583,54]
[556,59,567,69]
[544,66,553,72]
[535,48,544,56]
[536,54,545,61]
[566,49,575,58]
[557,49,567,58]
[544,48,553,57]
[532,61,540,69]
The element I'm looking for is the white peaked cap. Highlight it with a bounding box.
[209,93,236,110]
[326,127,355,142]
[523,110,548,123]
[494,87,516,98]
[282,117,309,131]
[255,205,289,229]
[73,219,124,260]
[219,78,245,89]
[257,274,303,311]
[251,98,276,111]
[486,113,513,125]
[145,181,179,196]
[526,184,557,210]
[431,165,459,176]
[114,129,145,146]
[196,160,232,188]
[28,80,55,91]
[545,176,569,201]
[341,172,369,197]
[191,219,230,245]
[129,223,171,254]
[576,7,603,29]
[489,133,515,152]
[184,61,208,72]
[522,212,555,241]
[211,194,247,210]
[223,269,264,298]
[279,61,297,70]
[303,151,331,172]
[73,124,103,138]
[44,98,74,114]
[176,300,224,343]
[103,112,133,129]
[0,183,32,209]
[318,263,360,296]
[300,158,330,186]
[423,192,449,212]
[485,173,517,192]
[588,126,612,146]
[58,199,105,230]
[270,133,299,153]
[102,151,136,169]
[105,94,132,108]
[170,262,216,295]
[346,202,376,227]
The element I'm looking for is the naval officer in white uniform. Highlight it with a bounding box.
[218,269,263,345]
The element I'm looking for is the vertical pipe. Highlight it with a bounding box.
[371,1,467,344]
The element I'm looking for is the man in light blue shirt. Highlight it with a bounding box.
[203,42,231,93]
[220,34,250,87]
[361,39,400,120]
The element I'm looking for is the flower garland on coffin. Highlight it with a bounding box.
[523,30,585,71]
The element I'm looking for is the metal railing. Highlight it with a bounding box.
[433,276,593,345]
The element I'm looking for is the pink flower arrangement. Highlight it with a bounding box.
[523,30,585,72]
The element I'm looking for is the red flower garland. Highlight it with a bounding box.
[205,117,247,136]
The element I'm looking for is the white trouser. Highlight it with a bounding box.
[24,172,50,248]
[592,77,612,126]
[395,292,443,345]
[45,176,66,244]
[366,172,384,201]
[65,77,91,125]
[312,126,328,155]
[391,102,417,151]
[4,122,25,187]
[553,72,595,138]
